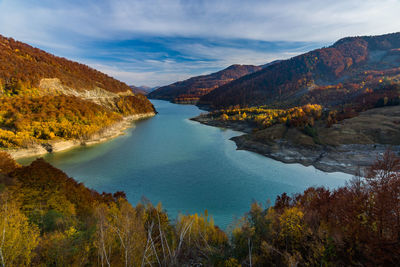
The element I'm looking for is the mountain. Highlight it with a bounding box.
[199,32,400,109]
[0,35,155,150]
[130,85,148,95]
[138,85,158,93]
[0,35,155,108]
[259,59,282,68]
[130,85,157,95]
[148,64,262,104]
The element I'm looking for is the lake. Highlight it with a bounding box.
[19,100,350,228]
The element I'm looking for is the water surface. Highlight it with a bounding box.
[19,100,350,227]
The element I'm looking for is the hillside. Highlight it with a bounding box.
[130,85,156,95]
[1,150,399,266]
[193,90,400,174]
[199,32,400,109]
[0,35,155,152]
[148,64,262,104]
[0,35,135,95]
[130,85,148,95]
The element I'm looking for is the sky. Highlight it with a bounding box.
[0,0,399,87]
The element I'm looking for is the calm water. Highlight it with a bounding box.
[19,100,350,228]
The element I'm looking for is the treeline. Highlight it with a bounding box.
[198,33,400,110]
[204,93,400,136]
[0,150,399,266]
[206,104,322,129]
[0,35,131,94]
[0,152,227,266]
[0,95,154,148]
[231,150,400,266]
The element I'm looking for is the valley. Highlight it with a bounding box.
[1,27,400,265]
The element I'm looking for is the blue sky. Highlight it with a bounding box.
[0,0,399,87]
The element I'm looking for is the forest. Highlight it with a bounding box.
[0,149,399,266]
[206,104,323,130]
[0,94,155,148]
[0,34,156,149]
[0,35,132,94]
[198,33,400,110]
[200,91,400,144]
[148,64,261,103]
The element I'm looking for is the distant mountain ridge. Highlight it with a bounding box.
[199,32,400,109]
[148,64,262,104]
[130,85,157,95]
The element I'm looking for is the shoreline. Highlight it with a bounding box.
[7,112,156,160]
[231,135,399,175]
[191,116,399,175]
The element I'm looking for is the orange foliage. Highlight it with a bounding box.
[0,35,131,94]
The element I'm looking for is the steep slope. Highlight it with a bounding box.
[199,32,400,109]
[148,64,262,104]
[0,35,130,94]
[0,35,155,152]
[0,35,155,111]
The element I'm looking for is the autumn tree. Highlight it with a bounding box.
[0,151,19,174]
[109,198,146,267]
[0,192,39,266]
[365,150,400,250]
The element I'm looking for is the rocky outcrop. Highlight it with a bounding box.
[232,135,399,175]
[39,78,134,110]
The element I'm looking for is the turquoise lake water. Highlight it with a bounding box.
[19,100,350,228]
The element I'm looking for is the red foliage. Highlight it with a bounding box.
[200,33,400,110]
[273,150,400,265]
[149,64,261,101]
[0,35,132,93]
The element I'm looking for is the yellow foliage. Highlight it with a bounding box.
[211,104,323,129]
[0,95,122,148]
[224,257,242,267]
[177,211,228,247]
[278,207,305,242]
[221,113,229,121]
[0,193,40,266]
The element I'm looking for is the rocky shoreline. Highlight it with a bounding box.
[192,115,400,175]
[231,135,399,175]
[8,112,156,160]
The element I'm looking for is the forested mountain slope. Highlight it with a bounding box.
[199,32,400,109]
[0,35,132,94]
[0,35,155,150]
[148,64,261,103]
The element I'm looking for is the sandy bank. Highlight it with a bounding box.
[8,112,155,160]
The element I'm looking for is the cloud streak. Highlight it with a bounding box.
[0,0,399,86]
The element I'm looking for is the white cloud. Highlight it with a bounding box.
[2,0,400,43]
[0,0,399,86]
